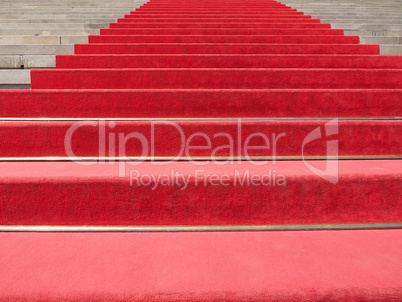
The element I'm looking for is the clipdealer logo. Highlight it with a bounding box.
[302,119,339,184]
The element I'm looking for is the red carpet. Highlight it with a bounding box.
[0,120,400,157]
[0,160,400,225]
[74,43,377,54]
[32,68,400,89]
[109,22,331,28]
[57,54,402,68]
[1,231,401,301]
[0,0,401,299]
[1,89,400,118]
[88,35,360,43]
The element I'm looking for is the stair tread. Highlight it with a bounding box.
[1,230,401,300]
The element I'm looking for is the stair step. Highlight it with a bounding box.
[124,13,307,18]
[2,230,400,300]
[74,43,377,55]
[120,16,315,22]
[30,68,401,89]
[109,22,332,29]
[0,45,74,55]
[1,89,400,118]
[0,160,400,225]
[100,28,342,35]
[88,35,359,44]
[0,54,55,68]
[0,119,400,157]
[0,35,87,45]
[56,54,401,68]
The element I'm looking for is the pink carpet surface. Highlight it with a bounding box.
[0,230,401,301]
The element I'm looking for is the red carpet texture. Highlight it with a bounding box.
[0,160,400,225]
[0,89,400,118]
[0,231,401,301]
[0,120,400,157]
[0,0,401,300]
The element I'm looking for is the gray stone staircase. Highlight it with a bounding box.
[282,0,402,55]
[0,0,148,88]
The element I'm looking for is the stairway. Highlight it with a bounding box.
[0,0,148,89]
[280,0,402,55]
[0,0,401,300]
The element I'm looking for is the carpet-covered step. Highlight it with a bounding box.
[74,44,377,55]
[0,160,400,225]
[0,119,400,157]
[3,230,401,301]
[142,1,289,4]
[143,0,287,3]
[88,35,359,44]
[140,6,292,9]
[109,23,331,29]
[136,8,296,12]
[122,16,315,21]
[56,54,402,69]
[140,4,290,8]
[1,89,400,118]
[118,17,319,23]
[123,13,306,18]
[137,4,291,8]
[142,0,286,3]
[139,3,290,7]
[136,5,294,9]
[133,9,298,12]
[131,11,304,15]
[31,69,400,89]
[1,231,401,301]
[100,28,342,35]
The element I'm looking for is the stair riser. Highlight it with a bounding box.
[109,23,331,29]
[1,90,400,118]
[130,12,304,15]
[88,35,359,44]
[0,120,400,157]
[133,9,297,12]
[100,28,341,35]
[120,17,314,21]
[74,44,377,55]
[0,161,400,225]
[123,13,307,18]
[57,54,402,69]
[31,69,399,89]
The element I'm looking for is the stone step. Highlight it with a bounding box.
[0,44,74,55]
[303,13,402,17]
[360,36,401,44]
[0,23,108,29]
[344,30,402,37]
[381,44,402,55]
[0,18,116,23]
[0,70,30,86]
[0,55,55,68]
[0,29,99,35]
[330,24,402,31]
[0,35,88,45]
[0,14,130,19]
[0,8,139,12]
[320,19,402,23]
